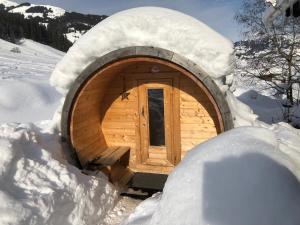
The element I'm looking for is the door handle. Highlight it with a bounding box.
[141,106,144,117]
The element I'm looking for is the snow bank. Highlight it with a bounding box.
[234,88,285,124]
[0,122,118,225]
[124,126,300,225]
[123,193,161,225]
[226,91,260,127]
[50,7,234,94]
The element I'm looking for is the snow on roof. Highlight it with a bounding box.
[50,7,234,94]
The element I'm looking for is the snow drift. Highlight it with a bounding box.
[124,125,300,225]
[0,122,118,225]
[0,38,120,225]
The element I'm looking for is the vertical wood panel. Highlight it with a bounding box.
[70,59,224,173]
[179,76,219,156]
[70,63,129,165]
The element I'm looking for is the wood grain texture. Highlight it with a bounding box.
[69,58,224,174]
[93,146,130,166]
[137,78,176,167]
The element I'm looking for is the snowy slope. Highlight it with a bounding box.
[0,0,17,8]
[9,3,65,19]
[0,0,65,18]
[0,0,107,44]
[0,38,63,123]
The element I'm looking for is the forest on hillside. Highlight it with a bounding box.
[0,4,71,51]
[0,3,107,52]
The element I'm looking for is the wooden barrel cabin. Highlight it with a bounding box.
[53,8,234,184]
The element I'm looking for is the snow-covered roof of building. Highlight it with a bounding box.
[50,7,234,94]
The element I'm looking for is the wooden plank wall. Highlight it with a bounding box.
[70,59,222,172]
[101,63,178,174]
[70,66,126,166]
[100,62,220,173]
[101,76,139,168]
[179,76,219,158]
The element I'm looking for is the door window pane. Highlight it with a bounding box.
[148,89,165,146]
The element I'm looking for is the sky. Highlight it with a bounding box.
[13,0,245,41]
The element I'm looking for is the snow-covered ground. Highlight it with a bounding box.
[65,30,84,44]
[233,50,300,126]
[0,39,62,123]
[124,126,300,225]
[0,122,119,225]
[0,6,300,224]
[103,196,141,225]
[0,39,123,225]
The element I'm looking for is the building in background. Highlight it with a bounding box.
[264,0,300,26]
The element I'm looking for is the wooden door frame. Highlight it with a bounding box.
[133,73,181,170]
[138,79,173,167]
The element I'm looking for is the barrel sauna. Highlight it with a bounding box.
[60,47,233,178]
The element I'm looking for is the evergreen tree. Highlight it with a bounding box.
[0,8,72,51]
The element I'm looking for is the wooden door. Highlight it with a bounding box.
[137,78,178,169]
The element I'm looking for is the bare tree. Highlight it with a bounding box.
[235,0,300,123]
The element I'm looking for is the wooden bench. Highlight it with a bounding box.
[84,146,133,185]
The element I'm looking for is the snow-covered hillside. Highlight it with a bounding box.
[0,0,107,44]
[0,0,65,18]
[9,3,65,19]
[0,0,17,7]
[0,38,63,123]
